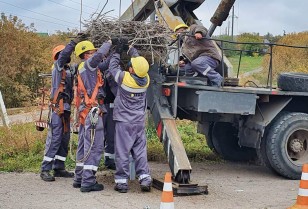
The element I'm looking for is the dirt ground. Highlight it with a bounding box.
[0,161,300,209]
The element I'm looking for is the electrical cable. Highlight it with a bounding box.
[47,0,92,16]
[66,0,98,11]
[0,0,77,26]
[0,10,77,28]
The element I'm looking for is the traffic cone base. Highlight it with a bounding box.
[160,172,174,209]
[288,164,308,209]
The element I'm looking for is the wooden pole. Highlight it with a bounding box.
[0,91,10,127]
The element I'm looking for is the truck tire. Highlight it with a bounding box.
[266,112,308,179]
[205,122,217,152]
[211,122,256,161]
[278,73,308,92]
[256,127,278,174]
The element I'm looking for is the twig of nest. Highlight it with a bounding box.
[83,17,175,65]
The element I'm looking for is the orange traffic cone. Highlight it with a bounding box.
[288,164,308,209]
[160,172,174,209]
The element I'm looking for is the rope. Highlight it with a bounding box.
[69,106,99,163]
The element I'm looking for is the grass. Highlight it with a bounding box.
[0,120,219,173]
[228,55,263,74]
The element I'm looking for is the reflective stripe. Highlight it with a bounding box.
[163,182,173,192]
[79,68,86,74]
[115,179,127,184]
[202,66,212,76]
[298,188,308,196]
[54,155,66,161]
[76,162,84,167]
[121,84,147,93]
[139,174,151,181]
[115,71,121,83]
[83,165,98,171]
[85,61,97,72]
[302,173,308,180]
[109,103,114,108]
[160,202,174,208]
[43,156,53,162]
[104,153,115,159]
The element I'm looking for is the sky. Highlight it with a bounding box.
[0,0,307,36]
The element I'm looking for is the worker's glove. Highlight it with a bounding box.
[120,37,129,51]
[115,43,124,54]
[110,36,120,45]
[72,33,88,44]
[179,56,188,64]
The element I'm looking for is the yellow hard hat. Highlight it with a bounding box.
[174,23,188,32]
[52,45,65,60]
[74,40,96,58]
[131,56,149,78]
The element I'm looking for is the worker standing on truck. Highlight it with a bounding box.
[98,56,116,170]
[40,33,86,182]
[107,39,152,193]
[72,39,112,192]
[174,24,223,87]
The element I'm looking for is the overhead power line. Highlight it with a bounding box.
[66,0,99,11]
[0,10,77,29]
[0,0,77,26]
[47,0,93,16]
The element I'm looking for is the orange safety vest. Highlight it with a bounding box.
[77,69,104,125]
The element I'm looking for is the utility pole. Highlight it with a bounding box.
[231,5,235,40]
[0,91,10,128]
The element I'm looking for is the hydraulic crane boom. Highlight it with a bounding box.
[120,0,236,190]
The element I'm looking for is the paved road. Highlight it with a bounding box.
[0,110,48,126]
[0,161,299,209]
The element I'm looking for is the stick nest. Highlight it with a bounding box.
[84,18,174,65]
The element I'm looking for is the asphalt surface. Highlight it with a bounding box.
[0,161,300,209]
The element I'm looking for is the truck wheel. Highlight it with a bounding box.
[205,122,217,152]
[256,127,278,174]
[278,73,308,92]
[211,122,256,161]
[266,112,308,179]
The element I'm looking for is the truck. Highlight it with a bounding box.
[119,0,308,186]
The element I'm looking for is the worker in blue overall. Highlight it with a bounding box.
[72,40,112,192]
[107,39,152,193]
[40,33,86,181]
[174,24,223,87]
[98,57,116,170]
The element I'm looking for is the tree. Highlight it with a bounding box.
[236,32,263,56]
[0,13,70,107]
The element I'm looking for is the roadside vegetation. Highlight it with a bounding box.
[1,14,307,173]
[0,120,219,173]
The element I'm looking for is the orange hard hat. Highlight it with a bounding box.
[52,45,65,60]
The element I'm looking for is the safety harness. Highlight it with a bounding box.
[76,64,104,125]
[50,68,70,132]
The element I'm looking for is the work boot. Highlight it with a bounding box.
[140,177,152,192]
[104,157,116,170]
[73,181,81,188]
[40,170,55,182]
[54,169,74,178]
[80,182,104,192]
[114,183,128,193]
